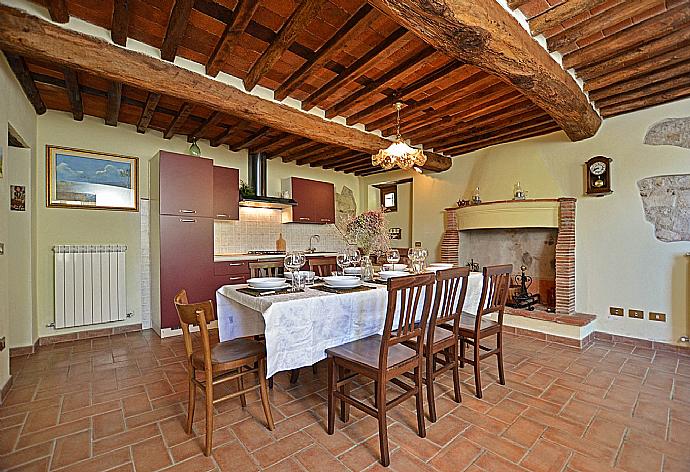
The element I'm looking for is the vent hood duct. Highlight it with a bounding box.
[240,152,297,209]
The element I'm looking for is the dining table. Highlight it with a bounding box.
[216,271,485,378]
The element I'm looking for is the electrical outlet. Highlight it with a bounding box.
[629,309,644,319]
[609,307,624,317]
[649,312,666,322]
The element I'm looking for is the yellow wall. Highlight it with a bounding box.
[0,54,38,392]
[363,98,690,345]
[33,111,360,339]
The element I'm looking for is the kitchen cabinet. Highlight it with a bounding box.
[157,150,213,218]
[213,166,239,220]
[281,177,335,224]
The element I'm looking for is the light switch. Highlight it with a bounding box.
[609,307,624,317]
[629,309,644,319]
[649,312,666,322]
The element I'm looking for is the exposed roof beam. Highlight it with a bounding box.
[105,81,122,126]
[164,102,193,139]
[189,111,225,140]
[596,75,690,110]
[323,153,369,169]
[111,0,129,46]
[369,0,601,141]
[280,142,324,162]
[529,0,606,36]
[441,120,558,154]
[325,46,436,119]
[206,0,260,77]
[3,52,46,114]
[137,92,161,133]
[301,27,408,111]
[0,5,451,171]
[600,84,690,117]
[233,126,270,150]
[211,121,251,147]
[507,0,531,8]
[274,3,374,101]
[270,137,310,158]
[314,151,364,168]
[243,0,327,91]
[589,61,690,102]
[47,0,68,23]
[63,68,83,121]
[160,0,194,61]
[292,145,341,164]
[300,148,355,166]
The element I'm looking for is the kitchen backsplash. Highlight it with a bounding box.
[214,207,349,254]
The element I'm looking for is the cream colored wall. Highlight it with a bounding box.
[366,98,690,345]
[34,111,359,339]
[0,54,38,392]
[368,182,413,248]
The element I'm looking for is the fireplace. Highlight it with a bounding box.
[441,198,576,315]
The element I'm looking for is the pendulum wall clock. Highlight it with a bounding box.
[585,156,612,196]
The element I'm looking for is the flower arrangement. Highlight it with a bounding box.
[339,208,390,256]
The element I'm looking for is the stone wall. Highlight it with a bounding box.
[638,174,690,242]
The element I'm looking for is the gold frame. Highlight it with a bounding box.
[46,145,139,211]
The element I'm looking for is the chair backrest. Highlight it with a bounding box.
[428,267,470,345]
[174,289,214,371]
[380,273,436,369]
[249,260,283,278]
[308,256,337,276]
[474,264,512,332]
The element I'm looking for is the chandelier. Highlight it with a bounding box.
[372,102,426,170]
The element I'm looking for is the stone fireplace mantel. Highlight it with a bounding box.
[446,198,560,230]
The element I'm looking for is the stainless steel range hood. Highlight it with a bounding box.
[239,152,297,209]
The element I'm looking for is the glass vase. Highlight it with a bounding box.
[360,254,375,282]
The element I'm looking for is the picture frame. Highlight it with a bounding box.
[46,145,139,211]
[11,185,26,211]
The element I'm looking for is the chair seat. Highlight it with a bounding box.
[326,335,417,370]
[191,338,265,371]
[458,312,498,334]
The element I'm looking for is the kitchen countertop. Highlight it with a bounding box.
[214,252,338,262]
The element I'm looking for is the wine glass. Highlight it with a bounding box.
[336,251,350,276]
[419,248,428,271]
[408,248,421,274]
[346,247,361,269]
[284,252,304,291]
[386,249,400,269]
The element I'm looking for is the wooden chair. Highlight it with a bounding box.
[416,267,470,422]
[308,256,337,276]
[174,289,274,456]
[457,264,512,399]
[249,260,283,278]
[326,273,436,467]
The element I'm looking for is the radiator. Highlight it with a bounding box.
[54,244,127,329]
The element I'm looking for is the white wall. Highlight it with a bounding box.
[34,110,360,339]
[0,54,38,394]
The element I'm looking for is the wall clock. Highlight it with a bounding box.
[585,156,612,196]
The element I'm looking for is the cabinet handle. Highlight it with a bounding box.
[320,218,331,222]
[179,218,196,223]
[228,276,244,281]
[216,214,228,218]
[299,217,310,221]
[179,209,196,214]
[228,263,244,267]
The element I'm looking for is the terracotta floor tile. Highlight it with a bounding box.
[252,431,313,468]
[295,444,349,472]
[583,417,626,449]
[617,442,663,472]
[16,418,89,449]
[214,440,260,472]
[474,451,529,472]
[338,435,389,471]
[231,417,276,452]
[92,423,161,456]
[52,430,91,469]
[429,436,482,472]
[520,438,571,472]
[169,427,234,462]
[131,436,173,472]
[462,424,526,463]
[502,416,546,448]
[303,422,355,456]
[8,456,50,472]
[0,441,52,470]
[54,447,131,472]
[93,409,125,439]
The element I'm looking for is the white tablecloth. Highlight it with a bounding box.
[217,272,484,377]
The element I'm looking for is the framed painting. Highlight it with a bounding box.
[47,145,139,211]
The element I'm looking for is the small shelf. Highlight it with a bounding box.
[448,199,561,230]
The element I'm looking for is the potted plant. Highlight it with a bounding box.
[339,209,390,281]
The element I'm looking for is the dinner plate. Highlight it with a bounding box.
[382,263,407,271]
[246,277,286,289]
[378,270,408,280]
[324,280,362,289]
[323,276,361,288]
[248,283,290,291]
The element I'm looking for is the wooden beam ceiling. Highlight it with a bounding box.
[46,0,68,23]
[164,102,192,139]
[0,5,452,171]
[62,68,83,121]
[243,0,327,91]
[105,81,121,126]
[369,0,601,141]
[137,92,160,133]
[111,0,129,46]
[529,0,606,36]
[3,52,46,114]
[160,0,193,62]
[206,0,260,77]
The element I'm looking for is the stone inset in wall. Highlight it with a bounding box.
[336,186,356,229]
[638,174,690,242]
[644,117,690,149]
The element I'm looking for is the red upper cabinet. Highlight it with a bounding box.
[213,166,239,220]
[157,151,213,218]
[282,177,335,224]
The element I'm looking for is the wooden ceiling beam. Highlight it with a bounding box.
[449,124,561,156]
[322,152,368,169]
[529,0,606,36]
[331,156,371,171]
[232,126,271,150]
[0,5,451,171]
[325,46,436,119]
[578,26,690,82]
[206,0,260,77]
[356,167,390,177]
[244,0,326,91]
[369,0,601,141]
[562,4,690,71]
[292,145,340,164]
[3,52,46,114]
[189,111,225,140]
[160,0,194,62]
[137,92,160,133]
[440,119,557,154]
[341,162,374,174]
[547,0,665,51]
[269,137,310,158]
[346,60,461,125]
[47,0,69,23]
[589,61,690,102]
[507,0,531,9]
[301,27,408,111]
[111,0,129,46]
[164,102,192,139]
[596,75,690,110]
[62,67,83,121]
[274,3,374,101]
[281,142,325,162]
[600,84,690,117]
[304,148,359,166]
[105,81,122,126]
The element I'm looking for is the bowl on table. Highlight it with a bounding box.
[284,270,316,284]
[378,270,408,280]
[323,275,362,288]
[382,263,407,271]
[247,277,288,290]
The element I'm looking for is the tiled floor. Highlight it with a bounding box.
[1,329,689,472]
